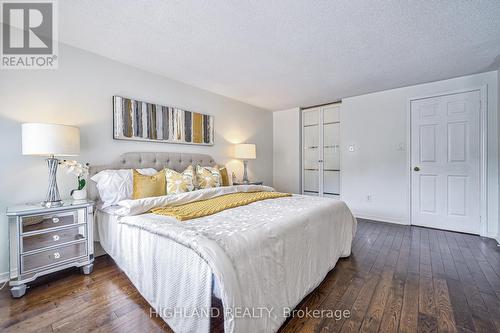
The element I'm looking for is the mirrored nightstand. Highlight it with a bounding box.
[6,200,95,298]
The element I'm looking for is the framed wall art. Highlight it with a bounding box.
[113,96,214,145]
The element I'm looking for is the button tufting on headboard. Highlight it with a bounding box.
[88,152,217,202]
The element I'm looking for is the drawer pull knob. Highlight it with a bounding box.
[52,217,60,223]
[53,252,61,259]
[53,235,60,241]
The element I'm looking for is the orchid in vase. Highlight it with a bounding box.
[59,160,90,199]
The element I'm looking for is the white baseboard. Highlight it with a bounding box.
[353,213,409,225]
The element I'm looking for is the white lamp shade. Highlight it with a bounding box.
[22,123,80,156]
[234,143,256,160]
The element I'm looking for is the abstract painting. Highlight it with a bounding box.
[113,96,214,145]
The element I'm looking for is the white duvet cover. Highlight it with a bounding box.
[106,185,356,333]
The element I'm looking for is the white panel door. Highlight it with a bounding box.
[411,90,481,234]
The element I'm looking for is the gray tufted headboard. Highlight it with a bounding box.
[88,152,216,202]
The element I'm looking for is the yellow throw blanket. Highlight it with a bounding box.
[151,191,292,221]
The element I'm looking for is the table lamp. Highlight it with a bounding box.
[234,143,256,183]
[22,123,80,207]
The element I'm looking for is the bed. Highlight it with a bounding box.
[90,152,356,333]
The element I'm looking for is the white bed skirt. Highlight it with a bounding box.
[97,208,214,333]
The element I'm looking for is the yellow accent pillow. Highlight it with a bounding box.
[132,169,166,199]
[165,165,195,194]
[196,165,221,189]
[219,167,230,186]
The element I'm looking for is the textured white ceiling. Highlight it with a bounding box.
[59,1,500,110]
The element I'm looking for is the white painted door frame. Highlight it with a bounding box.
[407,86,488,236]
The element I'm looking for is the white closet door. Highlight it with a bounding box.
[323,171,340,194]
[322,105,340,196]
[323,123,340,170]
[302,103,341,198]
[303,126,319,169]
[323,104,340,123]
[303,170,319,194]
[303,108,320,194]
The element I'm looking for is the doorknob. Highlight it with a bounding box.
[413,166,420,172]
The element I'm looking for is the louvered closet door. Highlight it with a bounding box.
[322,104,340,198]
[410,90,481,234]
[303,108,320,195]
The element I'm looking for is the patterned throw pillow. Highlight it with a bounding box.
[196,165,221,189]
[165,165,195,194]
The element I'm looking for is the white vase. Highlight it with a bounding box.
[72,188,87,200]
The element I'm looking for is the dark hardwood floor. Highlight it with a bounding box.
[1,219,500,333]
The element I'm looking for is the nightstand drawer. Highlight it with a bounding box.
[22,225,87,253]
[22,242,87,273]
[21,210,82,233]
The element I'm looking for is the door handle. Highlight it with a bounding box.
[413,166,420,172]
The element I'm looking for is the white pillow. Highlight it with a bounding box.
[91,168,158,208]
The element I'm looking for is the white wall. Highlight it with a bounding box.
[0,43,273,279]
[273,108,301,193]
[341,71,498,237]
[273,71,499,239]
